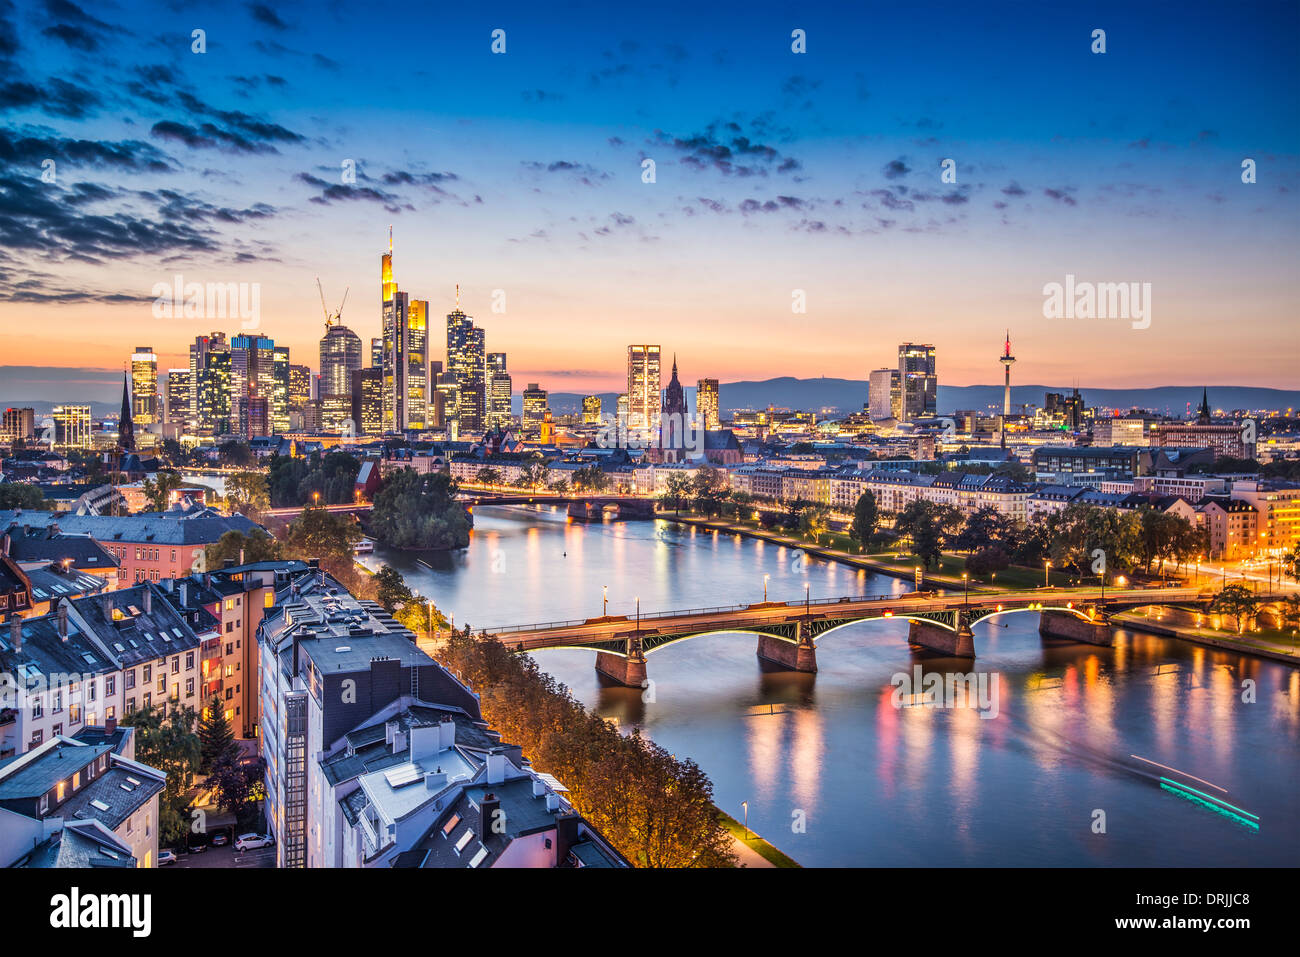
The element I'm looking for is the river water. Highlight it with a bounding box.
[362,505,1300,867]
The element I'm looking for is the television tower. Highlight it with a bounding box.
[1000,330,1015,416]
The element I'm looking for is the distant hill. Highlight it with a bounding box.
[539,379,1300,417]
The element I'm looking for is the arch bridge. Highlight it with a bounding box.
[483,586,1239,686]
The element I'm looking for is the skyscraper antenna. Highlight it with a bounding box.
[388,225,392,253]
[455,283,460,308]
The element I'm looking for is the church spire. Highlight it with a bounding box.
[1197,387,1211,424]
[119,371,136,452]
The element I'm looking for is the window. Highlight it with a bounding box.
[53,690,62,713]
[107,706,116,721]
[39,792,48,814]
[171,656,179,674]
[105,675,115,696]
[31,730,43,747]
[87,680,96,702]
[125,670,135,690]
[225,687,233,700]
[157,675,165,692]
[142,693,151,709]
[142,665,151,683]
[69,705,81,724]
[185,678,194,696]
[185,652,194,670]
[32,698,42,719]
[225,598,235,611]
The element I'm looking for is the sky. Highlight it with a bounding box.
[1,0,1297,406]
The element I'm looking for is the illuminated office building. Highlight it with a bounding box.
[487,352,512,432]
[379,237,430,432]
[582,395,602,425]
[130,346,159,426]
[696,378,720,430]
[51,405,92,450]
[190,333,231,436]
[522,383,548,441]
[320,324,362,400]
[446,290,486,434]
[627,345,661,433]
[898,343,937,422]
[166,369,193,428]
[869,368,901,421]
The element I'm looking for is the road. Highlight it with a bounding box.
[169,844,276,869]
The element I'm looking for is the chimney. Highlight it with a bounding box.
[485,748,507,784]
[143,586,152,615]
[439,715,456,750]
[105,715,117,733]
[545,791,560,813]
[9,614,21,652]
[2,533,8,556]
[179,580,189,609]
[57,603,68,641]
[554,812,580,864]
[478,792,500,842]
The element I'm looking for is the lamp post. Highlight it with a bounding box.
[962,572,969,610]
[1044,559,1051,588]
[742,801,749,840]
[635,597,640,633]
[602,584,608,617]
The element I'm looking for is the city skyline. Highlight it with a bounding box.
[2,2,1297,396]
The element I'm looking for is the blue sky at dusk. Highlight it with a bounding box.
[1,0,1296,403]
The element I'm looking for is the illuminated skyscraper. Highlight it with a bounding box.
[582,395,602,425]
[379,235,430,432]
[190,332,231,436]
[130,346,159,426]
[288,364,312,414]
[166,369,192,428]
[51,404,92,450]
[627,345,661,434]
[231,334,280,438]
[487,352,512,432]
[869,368,901,421]
[320,323,362,400]
[351,367,384,437]
[522,383,548,440]
[696,378,720,430]
[898,343,937,422]
[446,288,487,434]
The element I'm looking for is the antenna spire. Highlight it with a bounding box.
[388,225,392,253]
[455,283,460,308]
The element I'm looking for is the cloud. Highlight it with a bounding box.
[294,171,412,213]
[521,159,610,186]
[1001,182,1027,196]
[883,158,910,179]
[653,117,800,177]
[39,0,122,52]
[0,78,103,119]
[247,2,289,29]
[1043,187,1077,206]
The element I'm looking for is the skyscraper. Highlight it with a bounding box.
[446,289,487,434]
[51,404,91,450]
[192,333,232,436]
[898,343,937,422]
[696,378,720,430]
[351,367,384,437]
[165,368,192,428]
[130,346,159,426]
[379,236,431,432]
[582,395,602,425]
[627,345,661,434]
[288,364,312,414]
[320,323,362,400]
[869,368,901,421]
[522,383,548,440]
[487,352,512,432]
[231,334,280,439]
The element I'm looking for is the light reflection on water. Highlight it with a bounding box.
[367,505,1299,866]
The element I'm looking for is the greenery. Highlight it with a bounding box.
[894,500,963,569]
[0,482,49,510]
[224,470,271,517]
[206,752,266,816]
[571,464,610,493]
[849,490,879,546]
[474,466,502,486]
[216,441,255,468]
[369,468,471,550]
[967,545,1011,578]
[1211,584,1258,634]
[438,629,736,867]
[267,450,361,507]
[372,563,448,637]
[123,703,201,847]
[197,696,237,772]
[141,470,183,511]
[204,528,280,570]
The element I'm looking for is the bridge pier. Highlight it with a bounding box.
[1039,608,1112,647]
[594,635,648,687]
[907,618,975,658]
[755,627,817,673]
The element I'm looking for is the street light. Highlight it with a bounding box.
[1044,559,1051,588]
[602,584,608,617]
[962,572,969,609]
[635,596,640,633]
[742,800,749,840]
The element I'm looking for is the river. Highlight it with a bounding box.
[361,505,1300,867]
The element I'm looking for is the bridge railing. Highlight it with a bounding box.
[482,587,1224,636]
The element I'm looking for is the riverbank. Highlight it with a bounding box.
[1114,611,1300,665]
[716,810,801,868]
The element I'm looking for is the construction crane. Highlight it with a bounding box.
[317,277,350,331]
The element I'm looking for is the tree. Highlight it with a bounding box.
[0,482,48,510]
[849,490,879,547]
[124,703,201,847]
[1211,584,1258,634]
[661,473,693,516]
[374,564,414,614]
[475,467,502,487]
[217,441,255,468]
[142,470,183,511]
[206,752,265,816]
[283,503,362,561]
[198,696,237,772]
[204,528,281,571]
[967,545,1010,578]
[894,500,956,569]
[572,465,610,493]
[953,506,1007,554]
[225,470,270,517]
[690,467,728,516]
[1282,543,1300,584]
[798,504,831,544]
[395,598,449,638]
[369,468,472,550]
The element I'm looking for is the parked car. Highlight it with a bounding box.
[157,850,177,866]
[189,843,207,853]
[211,833,229,847]
[235,833,274,852]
